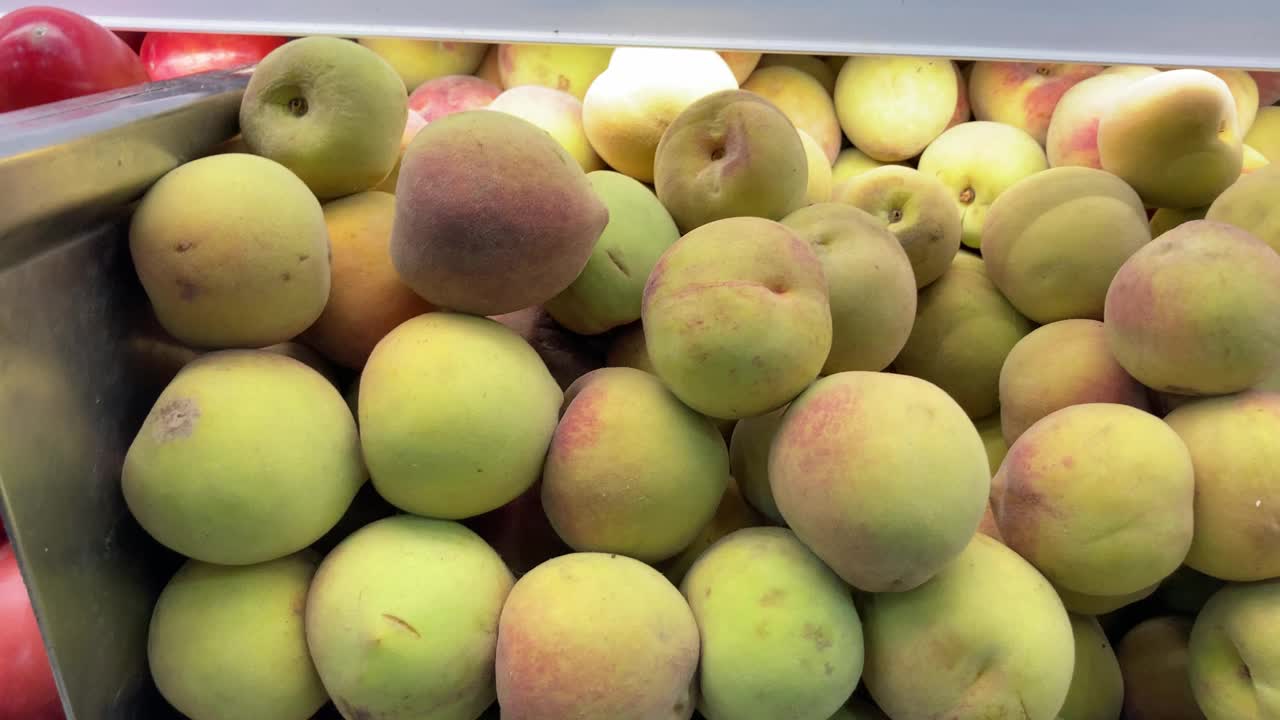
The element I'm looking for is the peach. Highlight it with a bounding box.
[799,130,834,204]
[487,85,604,172]
[605,321,654,373]
[302,191,434,369]
[497,43,612,100]
[718,50,762,84]
[1118,616,1206,720]
[728,406,787,524]
[1165,392,1280,581]
[1045,65,1160,168]
[991,403,1196,597]
[1057,614,1124,720]
[1244,143,1271,173]
[1189,580,1280,719]
[949,62,972,128]
[998,319,1150,445]
[981,165,1151,322]
[968,62,1104,145]
[356,38,487,91]
[742,65,841,163]
[1206,162,1280,252]
[544,171,680,335]
[489,306,608,390]
[407,74,500,122]
[860,534,1075,720]
[1150,206,1208,237]
[831,148,891,197]
[373,109,428,194]
[917,120,1049,249]
[541,367,729,563]
[838,164,963,288]
[654,89,808,232]
[1246,106,1280,160]
[1097,69,1242,208]
[834,55,958,162]
[359,313,562,519]
[975,413,1009,477]
[780,203,917,373]
[641,217,832,419]
[495,553,700,720]
[1104,220,1280,395]
[893,252,1036,419]
[391,110,608,315]
[658,478,763,585]
[682,527,864,720]
[1252,70,1280,106]
[770,371,990,592]
[582,47,737,182]
[1055,582,1159,616]
[1206,67,1260,134]
[758,53,838,95]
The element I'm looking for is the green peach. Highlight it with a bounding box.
[659,479,764,585]
[861,534,1075,720]
[781,202,917,373]
[1189,580,1280,719]
[544,171,680,335]
[1104,220,1280,395]
[1056,582,1160,615]
[1206,162,1280,253]
[1058,614,1124,720]
[359,312,562,519]
[641,217,832,419]
[682,527,864,720]
[981,166,1151,323]
[541,367,729,563]
[770,371,990,592]
[975,413,1009,477]
[894,251,1036,419]
[728,406,787,524]
[1151,206,1209,237]
[991,402,1195,597]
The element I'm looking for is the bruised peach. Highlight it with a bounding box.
[391,110,609,315]
[998,319,1150,444]
[1104,220,1280,395]
[770,371,990,592]
[495,553,700,720]
[641,217,832,419]
[541,367,729,563]
[991,403,1195,597]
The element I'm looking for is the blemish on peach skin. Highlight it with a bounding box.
[759,588,785,607]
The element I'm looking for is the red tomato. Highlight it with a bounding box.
[0,543,64,720]
[140,32,288,81]
[0,6,148,113]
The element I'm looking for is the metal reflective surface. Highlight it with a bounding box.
[0,70,248,719]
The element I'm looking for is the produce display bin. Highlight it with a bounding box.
[2,5,1279,719]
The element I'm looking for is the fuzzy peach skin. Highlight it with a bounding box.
[408,74,500,122]
[303,191,433,369]
[391,110,608,316]
[495,553,700,720]
[1165,392,1280,581]
[1057,614,1124,720]
[681,527,864,720]
[641,216,832,420]
[860,534,1075,720]
[916,120,1048,249]
[980,166,1151,323]
[718,50,762,84]
[1206,162,1280,253]
[654,89,808,232]
[356,38,487,91]
[991,402,1196,597]
[1103,220,1280,395]
[893,251,1036,420]
[1045,66,1159,168]
[497,43,612,100]
[968,62,1104,145]
[1189,580,1280,720]
[770,371,990,592]
[837,165,962,289]
[487,85,604,172]
[833,55,958,162]
[1118,616,1206,720]
[743,65,841,163]
[582,47,737,182]
[998,319,1150,445]
[305,516,513,720]
[541,367,729,563]
[780,203,916,374]
[1097,69,1242,209]
[728,406,787,524]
